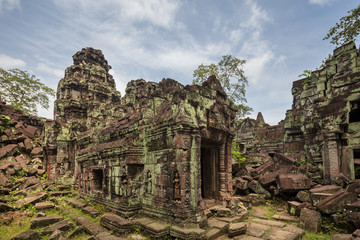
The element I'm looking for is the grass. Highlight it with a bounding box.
[0,216,31,240]
[301,231,332,240]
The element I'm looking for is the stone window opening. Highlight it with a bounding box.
[200,142,219,200]
[354,149,360,179]
[92,169,103,191]
[349,101,360,123]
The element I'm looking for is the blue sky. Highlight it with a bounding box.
[0,0,359,124]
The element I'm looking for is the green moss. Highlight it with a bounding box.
[0,216,32,240]
[301,231,331,240]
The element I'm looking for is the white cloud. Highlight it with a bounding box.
[243,0,272,31]
[243,50,275,84]
[117,0,181,29]
[36,63,64,78]
[52,0,181,29]
[0,0,21,14]
[0,54,26,68]
[308,0,332,6]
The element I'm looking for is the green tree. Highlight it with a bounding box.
[0,68,55,115]
[324,4,360,46]
[193,55,252,119]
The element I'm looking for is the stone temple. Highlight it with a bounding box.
[44,47,236,223]
[237,41,360,184]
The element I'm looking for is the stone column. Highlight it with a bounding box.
[323,132,340,184]
[219,143,226,193]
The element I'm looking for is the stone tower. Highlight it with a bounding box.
[45,47,121,182]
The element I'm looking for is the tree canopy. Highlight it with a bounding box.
[0,68,55,115]
[193,55,252,120]
[324,4,360,46]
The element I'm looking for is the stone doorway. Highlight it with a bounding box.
[354,149,360,179]
[92,169,103,191]
[200,143,219,200]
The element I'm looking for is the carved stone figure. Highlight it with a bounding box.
[173,171,181,202]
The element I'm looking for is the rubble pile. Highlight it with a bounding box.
[0,98,52,198]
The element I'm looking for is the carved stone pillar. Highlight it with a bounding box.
[323,132,340,184]
[219,143,226,192]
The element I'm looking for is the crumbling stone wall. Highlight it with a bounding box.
[44,48,121,182]
[238,42,360,184]
[45,47,236,223]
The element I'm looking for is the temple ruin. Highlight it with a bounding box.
[1,42,360,239]
[44,47,236,223]
[237,41,360,184]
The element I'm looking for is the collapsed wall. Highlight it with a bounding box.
[237,41,360,184]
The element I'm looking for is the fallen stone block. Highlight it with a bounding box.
[209,206,231,217]
[346,210,360,228]
[35,202,54,210]
[19,176,41,190]
[30,215,63,229]
[228,222,247,237]
[67,226,85,239]
[311,192,334,206]
[352,229,360,239]
[100,213,133,234]
[317,189,357,214]
[207,218,229,233]
[309,184,342,194]
[76,216,107,236]
[296,190,311,203]
[42,219,74,235]
[233,177,248,190]
[0,144,18,159]
[82,205,100,217]
[347,179,360,193]
[345,200,360,212]
[24,139,34,152]
[48,229,65,240]
[287,201,302,216]
[248,180,271,198]
[258,172,278,186]
[65,198,87,208]
[30,147,43,156]
[16,192,47,208]
[276,173,311,192]
[11,230,40,240]
[299,208,321,233]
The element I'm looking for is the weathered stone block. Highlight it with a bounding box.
[35,202,54,210]
[317,190,357,214]
[296,190,311,203]
[276,173,311,192]
[30,215,63,229]
[16,192,47,208]
[228,222,247,237]
[11,230,40,240]
[248,180,271,198]
[233,177,248,190]
[299,208,321,233]
[287,201,302,216]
